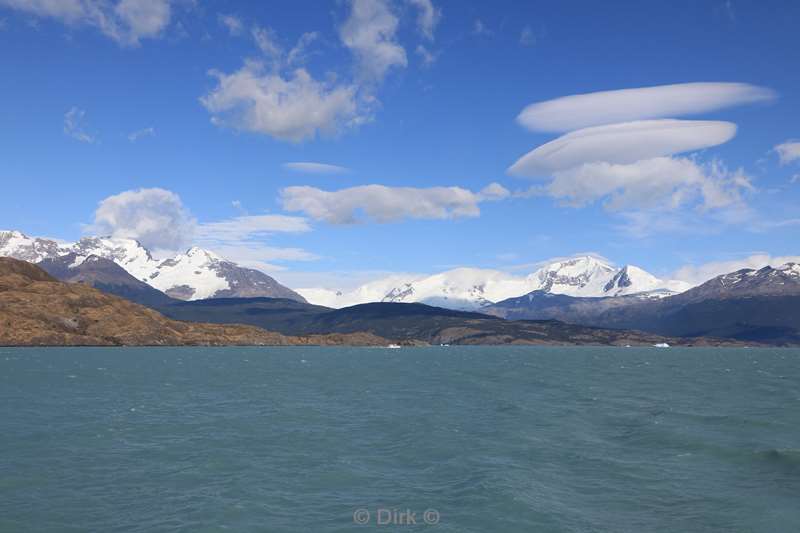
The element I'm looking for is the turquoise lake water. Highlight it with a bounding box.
[1,346,799,532]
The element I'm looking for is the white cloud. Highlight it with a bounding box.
[340,0,407,83]
[90,188,317,270]
[472,18,491,36]
[764,218,800,228]
[519,25,535,46]
[283,162,350,175]
[516,82,776,133]
[89,188,196,252]
[199,244,317,272]
[543,156,752,212]
[114,0,170,43]
[201,60,363,142]
[196,214,311,241]
[63,106,96,143]
[195,214,316,271]
[407,0,441,41]
[221,14,318,68]
[774,140,800,165]
[626,207,759,241]
[0,0,173,46]
[508,119,737,177]
[204,1,417,142]
[673,254,800,286]
[286,31,319,66]
[280,183,510,224]
[415,44,438,66]
[127,126,154,142]
[251,25,282,60]
[218,13,243,36]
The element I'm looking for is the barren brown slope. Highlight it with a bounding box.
[0,258,386,347]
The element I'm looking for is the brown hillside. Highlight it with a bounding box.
[0,257,386,347]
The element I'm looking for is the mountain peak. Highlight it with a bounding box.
[542,255,614,270]
[184,246,223,261]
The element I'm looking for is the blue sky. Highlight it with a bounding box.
[0,0,798,289]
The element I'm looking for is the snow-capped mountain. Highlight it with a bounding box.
[297,256,690,310]
[0,230,306,302]
[0,230,64,263]
[672,262,800,302]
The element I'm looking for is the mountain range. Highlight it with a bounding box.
[297,256,691,310]
[3,257,731,347]
[1,230,692,312]
[487,263,800,344]
[3,228,798,345]
[0,230,305,303]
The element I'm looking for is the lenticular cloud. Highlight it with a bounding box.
[508,119,737,177]
[517,82,775,133]
[505,82,770,212]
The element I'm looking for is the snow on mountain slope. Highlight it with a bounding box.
[299,256,690,310]
[145,247,232,300]
[296,274,421,309]
[677,261,800,301]
[0,230,305,302]
[71,236,158,282]
[527,256,617,297]
[298,268,530,311]
[601,265,691,296]
[2,230,691,309]
[0,230,67,263]
[382,268,537,310]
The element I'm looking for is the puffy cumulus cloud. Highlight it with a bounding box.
[89,188,196,252]
[0,0,173,46]
[508,119,737,177]
[204,1,415,142]
[200,61,362,142]
[673,254,800,286]
[774,140,800,165]
[283,162,350,175]
[90,189,317,271]
[544,156,753,212]
[63,106,96,143]
[340,0,407,83]
[407,0,441,41]
[280,183,510,224]
[517,82,776,133]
